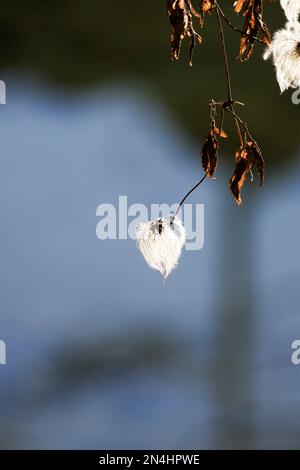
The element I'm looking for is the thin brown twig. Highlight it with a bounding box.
[171,109,225,222]
[172,172,208,221]
[215,5,243,146]
[215,1,266,45]
[216,107,225,148]
[223,107,251,140]
[224,106,262,158]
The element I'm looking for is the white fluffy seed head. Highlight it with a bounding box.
[136,216,186,280]
[263,21,300,93]
[280,0,300,22]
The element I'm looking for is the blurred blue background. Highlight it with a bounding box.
[0,1,300,449]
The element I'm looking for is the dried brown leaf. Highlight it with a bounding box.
[248,139,265,186]
[229,146,252,204]
[214,126,228,139]
[167,0,202,66]
[201,129,218,178]
[198,0,216,27]
[235,0,271,61]
[234,0,249,14]
[229,139,264,204]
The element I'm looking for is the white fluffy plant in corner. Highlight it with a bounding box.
[136,216,186,280]
[263,21,300,93]
[280,0,300,23]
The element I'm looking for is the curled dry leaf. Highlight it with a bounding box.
[214,126,228,139]
[198,0,216,27]
[229,139,265,204]
[248,139,265,186]
[234,0,249,14]
[201,125,227,178]
[201,129,218,178]
[167,0,202,66]
[234,0,271,61]
[230,146,252,204]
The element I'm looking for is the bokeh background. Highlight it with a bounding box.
[0,0,300,449]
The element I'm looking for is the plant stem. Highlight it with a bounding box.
[173,172,208,220]
[216,1,265,45]
[215,4,243,146]
[171,109,225,222]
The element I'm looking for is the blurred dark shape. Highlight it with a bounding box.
[47,330,180,396]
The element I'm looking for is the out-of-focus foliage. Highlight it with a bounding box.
[0,0,297,163]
